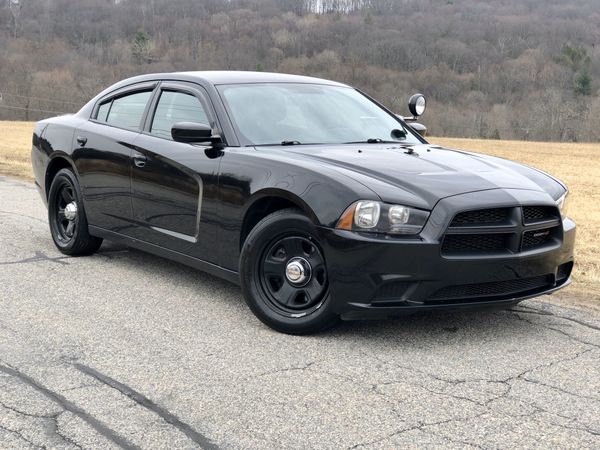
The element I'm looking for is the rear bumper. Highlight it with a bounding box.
[316,192,575,320]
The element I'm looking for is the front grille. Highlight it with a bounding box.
[428,275,553,302]
[442,234,509,254]
[442,205,562,256]
[450,208,510,226]
[523,206,559,224]
[522,228,553,250]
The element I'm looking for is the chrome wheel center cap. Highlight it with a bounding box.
[64,202,78,221]
[285,257,311,286]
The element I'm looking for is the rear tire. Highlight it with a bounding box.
[48,168,102,256]
[240,208,340,334]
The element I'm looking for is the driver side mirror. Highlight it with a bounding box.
[171,122,223,146]
[408,122,427,137]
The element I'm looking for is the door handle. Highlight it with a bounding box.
[76,136,87,146]
[133,152,147,168]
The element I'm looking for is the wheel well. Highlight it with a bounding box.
[45,157,73,199]
[240,196,301,249]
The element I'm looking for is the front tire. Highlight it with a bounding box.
[240,208,340,334]
[48,168,102,256]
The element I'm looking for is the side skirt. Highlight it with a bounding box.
[89,226,240,285]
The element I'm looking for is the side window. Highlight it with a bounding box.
[100,91,152,130]
[96,101,111,122]
[150,90,209,139]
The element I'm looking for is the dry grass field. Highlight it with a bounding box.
[0,121,35,179]
[0,121,597,308]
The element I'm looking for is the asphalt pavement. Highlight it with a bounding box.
[1,175,599,449]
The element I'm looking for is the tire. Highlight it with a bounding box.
[240,208,340,334]
[47,168,103,256]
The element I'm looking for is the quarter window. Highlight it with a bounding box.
[150,91,209,139]
[96,101,111,122]
[98,90,152,130]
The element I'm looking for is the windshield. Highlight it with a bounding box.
[217,83,423,146]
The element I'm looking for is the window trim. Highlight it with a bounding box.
[147,90,209,140]
[96,100,113,123]
[90,81,158,132]
[142,81,226,145]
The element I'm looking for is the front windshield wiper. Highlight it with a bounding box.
[344,128,410,144]
[255,140,315,146]
[343,138,404,144]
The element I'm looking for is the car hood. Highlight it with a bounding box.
[255,143,565,210]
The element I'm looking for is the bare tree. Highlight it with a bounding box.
[0,0,597,141]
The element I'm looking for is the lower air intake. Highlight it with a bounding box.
[428,275,552,302]
[442,233,509,254]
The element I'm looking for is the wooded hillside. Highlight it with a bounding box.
[0,0,598,141]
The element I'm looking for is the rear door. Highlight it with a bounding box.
[128,81,223,261]
[74,83,156,233]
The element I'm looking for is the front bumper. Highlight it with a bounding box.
[317,189,576,320]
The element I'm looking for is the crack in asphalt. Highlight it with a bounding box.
[510,305,600,333]
[1,390,118,449]
[299,367,407,418]
[46,412,85,450]
[0,422,47,449]
[0,399,60,420]
[530,403,600,437]
[342,341,599,447]
[0,250,70,266]
[545,417,600,437]
[438,435,486,449]
[347,411,489,449]
[510,308,599,348]
[277,362,498,448]
[73,363,219,450]
[491,346,594,397]
[256,360,318,377]
[251,360,500,445]
[0,209,46,224]
[359,308,597,393]
[522,374,600,403]
[0,363,139,450]
[59,383,100,393]
[0,399,77,448]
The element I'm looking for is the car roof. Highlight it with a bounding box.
[110,71,349,88]
[174,70,348,86]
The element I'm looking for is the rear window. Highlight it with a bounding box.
[96,90,152,130]
[96,101,111,122]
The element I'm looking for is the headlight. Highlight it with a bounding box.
[354,201,380,228]
[556,191,569,219]
[336,201,430,235]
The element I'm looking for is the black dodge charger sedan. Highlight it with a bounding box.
[31,71,575,334]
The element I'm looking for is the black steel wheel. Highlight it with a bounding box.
[260,236,328,315]
[48,168,102,255]
[240,208,339,334]
[53,181,78,243]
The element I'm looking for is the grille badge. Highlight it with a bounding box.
[533,230,550,238]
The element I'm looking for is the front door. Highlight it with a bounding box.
[128,83,222,261]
